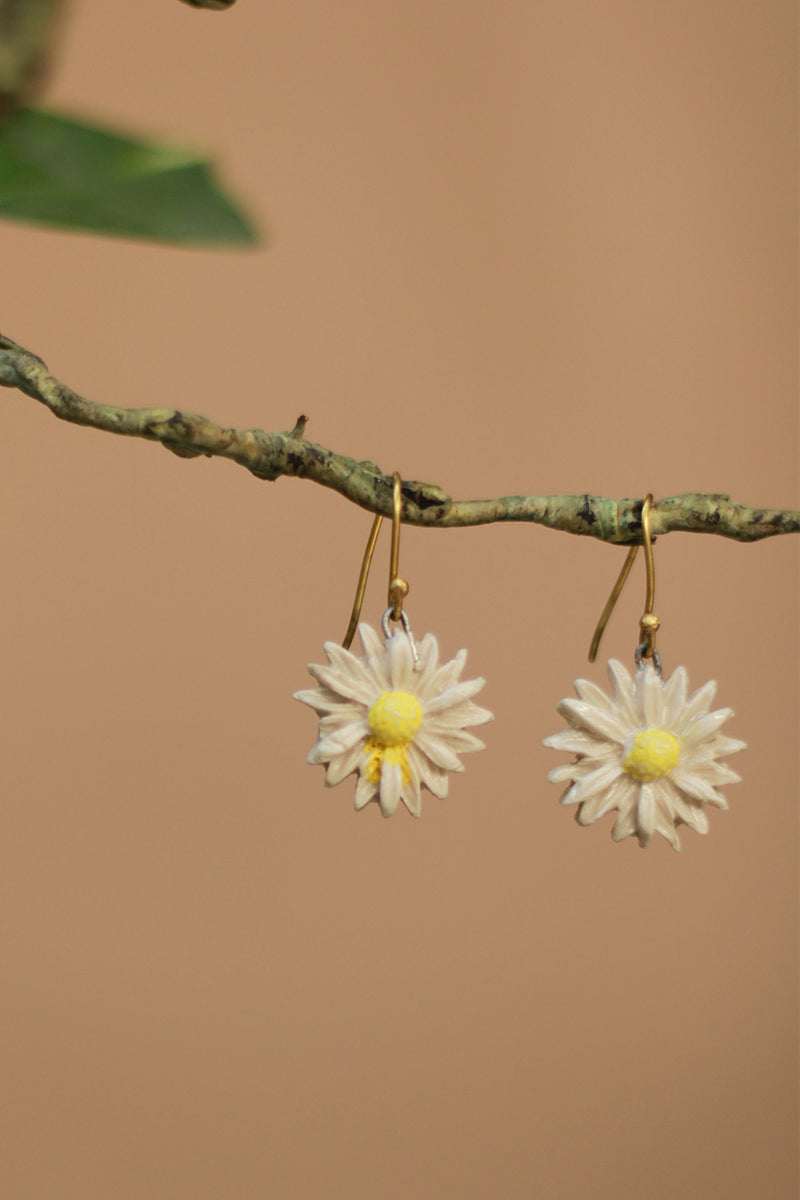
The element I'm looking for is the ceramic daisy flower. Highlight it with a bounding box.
[544,659,745,850]
[295,623,492,817]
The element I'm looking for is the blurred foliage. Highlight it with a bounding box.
[0,107,257,245]
[0,0,256,246]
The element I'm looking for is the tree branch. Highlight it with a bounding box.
[1,332,797,544]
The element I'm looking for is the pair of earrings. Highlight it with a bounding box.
[295,485,744,849]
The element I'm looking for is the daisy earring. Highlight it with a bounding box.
[295,473,492,818]
[544,494,745,850]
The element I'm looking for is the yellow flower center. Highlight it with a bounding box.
[368,691,423,747]
[363,741,412,786]
[622,728,681,782]
[364,691,423,784]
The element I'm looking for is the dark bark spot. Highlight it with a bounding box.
[405,483,450,511]
[624,498,643,542]
[578,494,596,526]
[286,449,307,475]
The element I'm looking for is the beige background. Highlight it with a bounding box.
[0,2,797,1197]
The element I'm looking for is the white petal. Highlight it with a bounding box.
[307,719,369,764]
[414,632,440,678]
[324,740,367,786]
[308,661,376,706]
[357,622,385,661]
[548,763,581,784]
[419,650,467,701]
[661,665,689,731]
[709,763,742,785]
[426,726,485,754]
[636,782,657,847]
[679,758,741,786]
[414,729,465,773]
[664,782,710,833]
[679,679,718,727]
[357,624,391,690]
[557,765,595,794]
[323,640,362,668]
[606,659,638,725]
[680,708,735,748]
[670,767,727,808]
[633,664,666,727]
[548,757,601,783]
[323,641,379,697]
[611,800,640,842]
[573,678,613,710]
[653,803,682,850]
[659,826,681,851]
[710,734,746,758]
[685,808,709,835]
[542,729,617,757]
[425,700,493,728]
[294,687,357,715]
[379,762,403,816]
[425,677,486,714]
[408,744,449,798]
[563,759,624,808]
[386,632,416,692]
[402,770,422,818]
[354,772,377,811]
[318,707,365,736]
[577,771,630,823]
[678,802,709,836]
[556,698,629,743]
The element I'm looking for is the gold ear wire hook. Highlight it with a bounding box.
[588,544,639,663]
[637,493,660,661]
[588,494,659,663]
[342,513,383,650]
[387,472,410,620]
[341,473,410,649]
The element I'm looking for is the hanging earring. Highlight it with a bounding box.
[543,495,745,850]
[295,473,492,818]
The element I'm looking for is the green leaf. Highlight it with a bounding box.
[0,107,259,246]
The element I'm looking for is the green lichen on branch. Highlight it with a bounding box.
[0,332,797,544]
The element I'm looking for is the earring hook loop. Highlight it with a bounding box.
[588,493,660,666]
